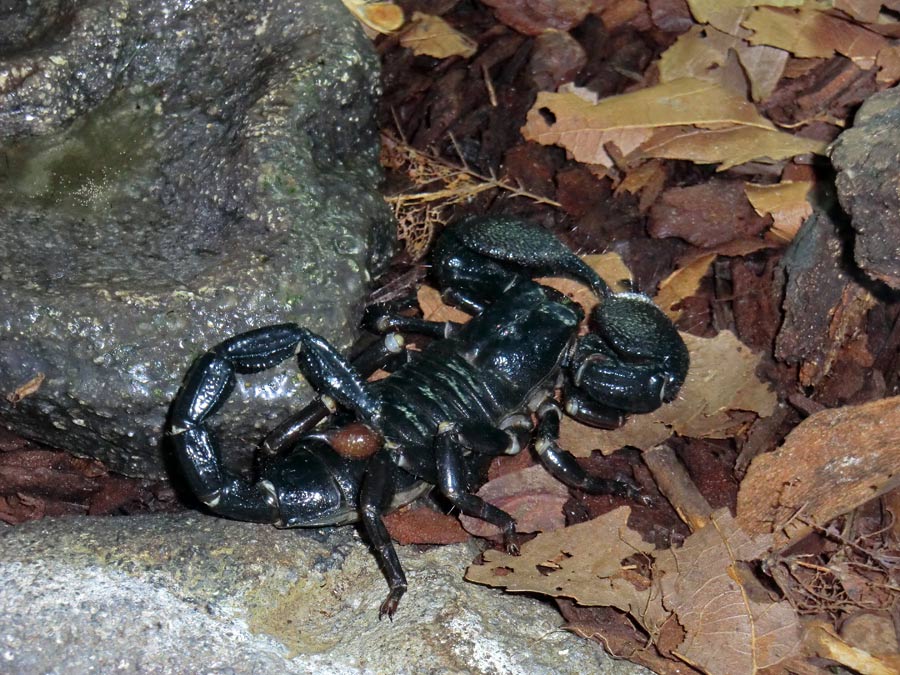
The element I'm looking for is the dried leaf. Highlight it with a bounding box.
[657,509,801,674]
[686,0,804,37]
[614,159,668,213]
[417,284,471,324]
[638,125,827,170]
[459,465,570,536]
[341,0,404,34]
[538,252,634,315]
[743,6,888,68]
[399,12,477,59]
[745,180,813,242]
[384,504,470,545]
[654,253,716,321]
[560,331,777,455]
[658,24,788,101]
[466,507,670,632]
[737,395,900,548]
[522,78,775,168]
[6,373,45,405]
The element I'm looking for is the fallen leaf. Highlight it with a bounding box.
[522,78,775,168]
[459,465,570,536]
[6,373,45,405]
[654,253,716,321]
[743,5,888,68]
[657,24,788,101]
[737,395,900,548]
[466,507,670,632]
[399,12,477,59]
[341,0,404,34]
[686,0,804,37]
[479,0,594,35]
[560,331,778,455]
[384,504,470,545]
[614,159,668,213]
[657,509,801,674]
[744,180,813,242]
[637,125,827,170]
[417,284,471,324]
[538,252,635,315]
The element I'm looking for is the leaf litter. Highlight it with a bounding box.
[7,1,900,674]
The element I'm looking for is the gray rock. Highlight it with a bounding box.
[0,0,395,477]
[0,514,650,675]
[830,86,900,289]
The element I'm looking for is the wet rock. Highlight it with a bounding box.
[0,513,651,675]
[830,86,900,289]
[0,0,395,477]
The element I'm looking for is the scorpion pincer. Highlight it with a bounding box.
[167,215,689,618]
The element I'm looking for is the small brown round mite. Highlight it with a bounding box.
[324,422,383,459]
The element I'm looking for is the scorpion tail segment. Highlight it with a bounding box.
[359,450,407,620]
[535,400,650,506]
[440,215,611,300]
[169,426,279,522]
[435,424,520,555]
[215,323,307,373]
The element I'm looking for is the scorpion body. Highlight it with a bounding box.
[168,216,689,617]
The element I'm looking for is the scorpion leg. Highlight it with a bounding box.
[364,306,464,340]
[359,448,407,619]
[432,215,611,310]
[534,399,651,506]
[562,383,626,429]
[261,332,406,458]
[435,422,521,554]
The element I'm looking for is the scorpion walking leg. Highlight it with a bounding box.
[561,383,626,429]
[534,400,651,505]
[435,422,521,554]
[359,449,407,619]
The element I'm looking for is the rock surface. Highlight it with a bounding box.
[830,86,900,289]
[0,0,394,477]
[0,513,650,675]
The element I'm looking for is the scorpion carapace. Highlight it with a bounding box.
[167,215,689,618]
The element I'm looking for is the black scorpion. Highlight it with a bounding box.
[167,216,689,618]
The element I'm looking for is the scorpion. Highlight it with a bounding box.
[168,215,689,618]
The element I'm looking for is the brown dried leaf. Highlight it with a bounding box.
[638,125,827,171]
[745,180,813,242]
[479,0,594,35]
[522,78,775,169]
[737,395,900,548]
[417,284,471,324]
[459,465,570,537]
[6,372,45,405]
[384,504,470,545]
[658,24,788,101]
[614,159,668,213]
[341,0,405,34]
[466,507,670,632]
[538,252,634,315]
[686,0,804,37]
[742,6,888,68]
[657,509,801,674]
[399,12,477,59]
[655,253,716,321]
[560,331,777,455]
